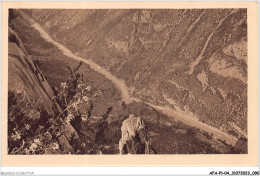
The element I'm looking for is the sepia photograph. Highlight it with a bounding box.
[7,7,249,155]
[1,1,258,168]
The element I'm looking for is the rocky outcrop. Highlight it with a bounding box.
[119,114,153,154]
[8,27,54,115]
[58,123,79,154]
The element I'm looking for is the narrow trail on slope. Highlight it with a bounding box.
[19,10,238,146]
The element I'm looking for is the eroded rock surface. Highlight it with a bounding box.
[119,114,153,154]
[8,27,54,115]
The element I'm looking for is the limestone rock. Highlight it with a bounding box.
[119,114,154,154]
[58,123,79,154]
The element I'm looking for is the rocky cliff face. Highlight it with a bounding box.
[24,9,247,137]
[8,26,101,154]
[8,27,54,115]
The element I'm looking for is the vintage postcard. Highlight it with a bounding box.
[1,1,258,166]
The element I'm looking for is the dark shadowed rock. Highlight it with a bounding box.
[8,27,54,115]
[58,123,79,154]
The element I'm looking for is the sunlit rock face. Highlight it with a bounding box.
[119,114,153,154]
[23,9,247,138]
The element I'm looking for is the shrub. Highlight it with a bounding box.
[8,91,62,154]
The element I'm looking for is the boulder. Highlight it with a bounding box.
[58,123,79,154]
[119,114,154,154]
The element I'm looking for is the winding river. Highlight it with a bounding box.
[19,10,132,104]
